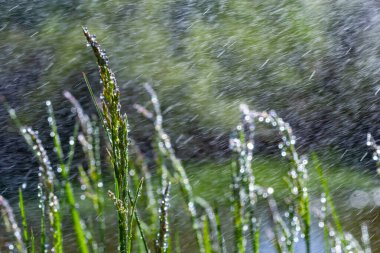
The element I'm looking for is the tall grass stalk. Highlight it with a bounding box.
[230,162,246,253]
[229,104,259,253]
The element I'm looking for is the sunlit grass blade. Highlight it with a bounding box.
[202,217,212,253]
[19,188,30,253]
[195,198,219,253]
[250,218,260,253]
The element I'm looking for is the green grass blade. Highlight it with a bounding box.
[65,122,79,173]
[142,84,205,253]
[64,181,90,253]
[203,217,212,253]
[46,101,64,166]
[19,188,30,253]
[175,232,181,253]
[214,207,225,253]
[31,229,35,253]
[128,178,144,253]
[82,72,105,128]
[39,186,46,253]
[253,221,260,253]
[312,154,344,235]
[126,192,150,253]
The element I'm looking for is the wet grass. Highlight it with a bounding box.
[187,157,378,204]
[1,28,380,253]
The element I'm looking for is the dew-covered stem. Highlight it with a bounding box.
[83,27,130,253]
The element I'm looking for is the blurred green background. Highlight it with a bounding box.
[2,0,380,187]
[3,1,380,251]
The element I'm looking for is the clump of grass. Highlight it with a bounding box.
[314,154,372,253]
[5,100,91,253]
[229,104,310,253]
[135,83,205,252]
[1,29,378,253]
[64,90,105,252]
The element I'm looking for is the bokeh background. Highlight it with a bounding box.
[2,1,380,251]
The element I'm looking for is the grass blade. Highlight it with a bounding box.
[128,178,145,253]
[155,183,171,253]
[0,195,25,252]
[19,188,30,252]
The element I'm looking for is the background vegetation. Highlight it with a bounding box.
[2,1,380,252]
[3,1,380,174]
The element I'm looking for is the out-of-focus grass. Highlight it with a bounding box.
[186,156,378,205]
